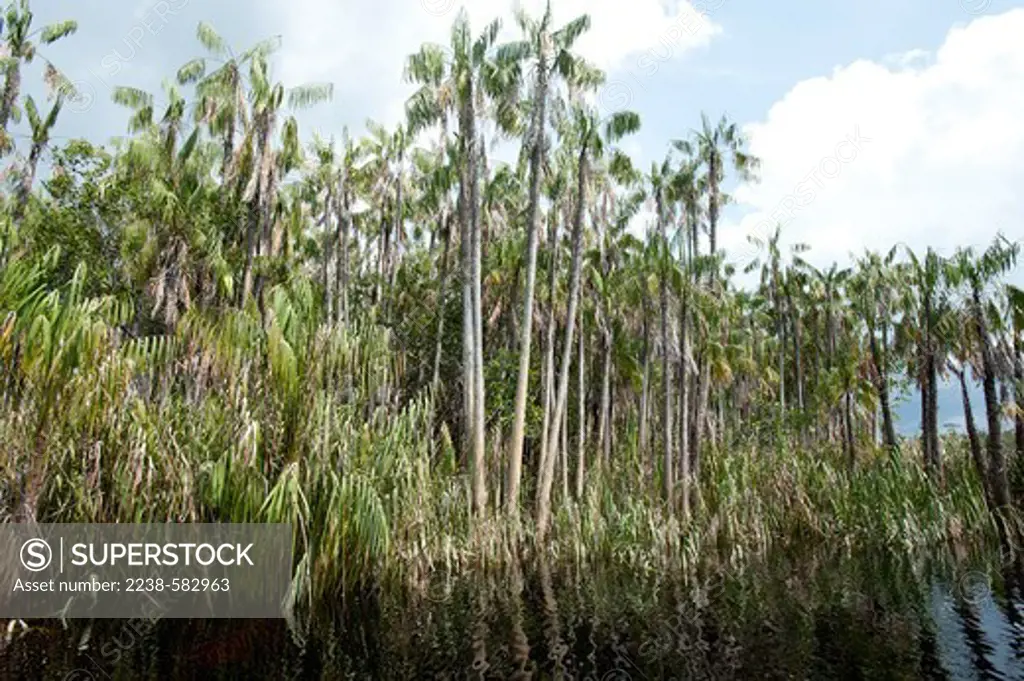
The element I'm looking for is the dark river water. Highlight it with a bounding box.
[2,549,1023,680]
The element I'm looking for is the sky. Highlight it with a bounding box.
[9,0,1024,432]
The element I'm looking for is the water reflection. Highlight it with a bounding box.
[3,549,1024,680]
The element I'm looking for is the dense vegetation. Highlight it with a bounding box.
[1,1,1023,603]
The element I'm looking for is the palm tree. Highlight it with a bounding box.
[111,82,228,328]
[503,1,595,517]
[1006,284,1024,483]
[898,246,948,478]
[592,178,642,469]
[944,299,991,509]
[536,105,639,539]
[359,120,410,311]
[673,112,758,261]
[948,240,1020,526]
[537,165,567,505]
[850,248,899,451]
[176,21,282,184]
[12,93,61,222]
[671,154,701,515]
[746,225,806,416]
[406,10,516,517]
[308,135,339,321]
[648,156,675,507]
[238,55,331,305]
[0,0,76,153]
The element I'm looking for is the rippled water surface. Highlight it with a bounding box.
[3,550,1024,680]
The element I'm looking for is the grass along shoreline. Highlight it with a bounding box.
[0,297,1004,609]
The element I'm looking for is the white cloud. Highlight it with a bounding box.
[723,9,1024,272]
[258,0,721,131]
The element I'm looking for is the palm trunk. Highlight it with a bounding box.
[240,193,260,305]
[458,95,483,516]
[975,282,1011,516]
[537,211,559,507]
[695,358,709,484]
[560,393,569,503]
[321,191,334,324]
[921,290,941,477]
[471,127,486,516]
[539,315,553,498]
[375,214,387,306]
[599,328,612,465]
[13,142,42,223]
[537,140,588,540]
[506,53,549,514]
[638,305,651,456]
[869,326,898,451]
[575,302,586,499]
[777,285,787,413]
[242,122,273,307]
[927,348,941,476]
[336,189,352,328]
[678,301,690,519]
[221,120,235,184]
[389,148,404,314]
[431,213,452,389]
[844,388,855,471]
[658,190,672,508]
[1015,335,1024,485]
[925,348,933,471]
[707,156,719,257]
[955,365,990,507]
[789,291,804,413]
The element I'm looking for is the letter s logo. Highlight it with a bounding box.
[20,538,52,571]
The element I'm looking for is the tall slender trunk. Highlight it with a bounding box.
[789,291,804,413]
[599,328,612,465]
[678,302,690,519]
[241,192,260,305]
[13,142,42,223]
[336,188,352,328]
[1015,335,1024,483]
[844,388,855,471]
[389,147,404,314]
[921,290,941,477]
[458,91,485,517]
[920,346,931,472]
[375,214,387,306]
[708,156,719,258]
[221,116,236,184]
[975,282,1010,516]
[638,306,651,456]
[539,313,553,500]
[869,325,898,450]
[537,141,588,540]
[954,365,990,507]
[241,123,272,305]
[253,169,278,311]
[506,51,549,514]
[537,211,558,507]
[471,129,486,515]
[459,107,486,516]
[431,213,452,389]
[658,190,672,508]
[777,281,786,413]
[694,358,709,485]
[321,190,334,324]
[575,302,586,499]
[927,347,941,476]
[560,392,569,503]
